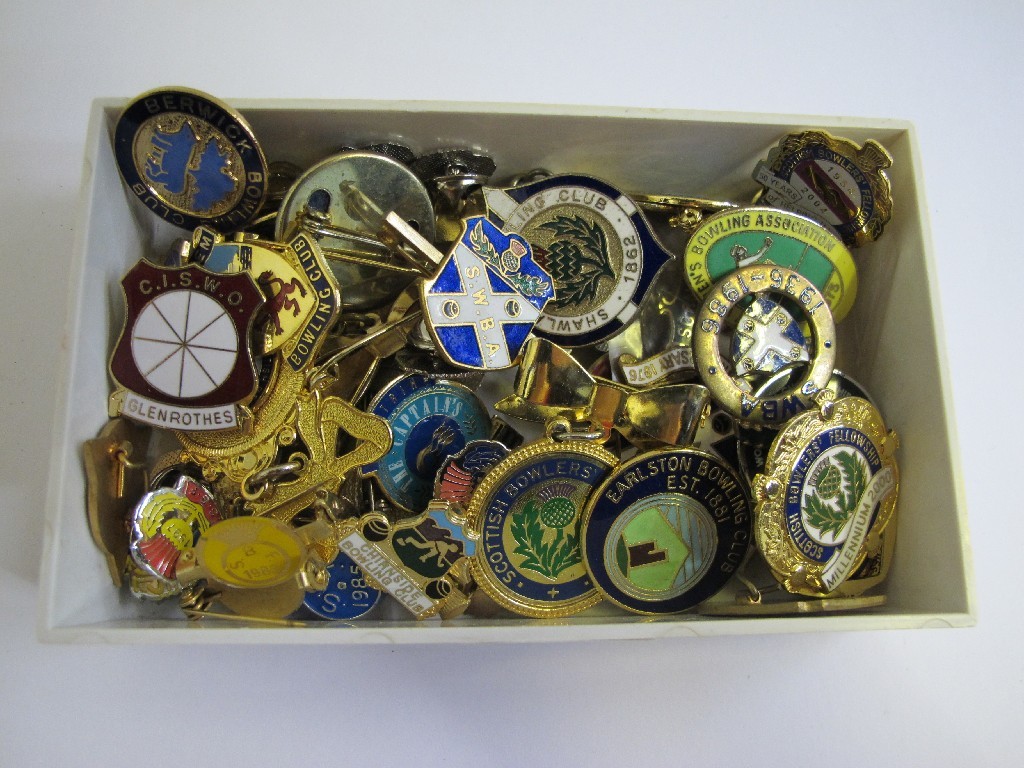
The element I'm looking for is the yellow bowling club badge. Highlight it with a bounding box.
[174,515,332,619]
[684,207,857,323]
[109,260,265,430]
[464,436,618,617]
[114,87,268,233]
[190,227,340,365]
[752,396,899,597]
[582,448,751,614]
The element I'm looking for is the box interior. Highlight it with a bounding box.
[39,100,974,642]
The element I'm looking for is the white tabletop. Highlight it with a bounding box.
[1,1,1018,764]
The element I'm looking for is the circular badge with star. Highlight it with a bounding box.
[582,448,751,614]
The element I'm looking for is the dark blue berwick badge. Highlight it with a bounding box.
[422,216,554,370]
[362,374,490,513]
[113,87,268,233]
[483,174,673,348]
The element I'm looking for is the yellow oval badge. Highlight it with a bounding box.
[198,517,305,589]
[684,207,857,322]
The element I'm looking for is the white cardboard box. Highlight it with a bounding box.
[38,99,975,643]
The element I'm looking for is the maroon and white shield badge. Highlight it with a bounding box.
[109,260,264,430]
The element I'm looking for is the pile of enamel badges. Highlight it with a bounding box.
[83,86,901,625]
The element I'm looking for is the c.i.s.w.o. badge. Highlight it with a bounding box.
[109,260,265,430]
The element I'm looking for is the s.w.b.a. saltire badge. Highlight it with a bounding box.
[421,216,553,370]
[109,260,265,431]
[113,87,268,233]
[483,174,674,348]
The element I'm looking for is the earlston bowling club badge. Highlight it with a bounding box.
[109,260,265,430]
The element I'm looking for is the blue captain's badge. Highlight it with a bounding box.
[362,374,490,513]
[422,216,553,370]
[483,174,673,348]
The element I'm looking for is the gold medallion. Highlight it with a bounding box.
[463,435,618,618]
[752,396,899,597]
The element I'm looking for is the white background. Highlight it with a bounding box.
[1,1,1020,765]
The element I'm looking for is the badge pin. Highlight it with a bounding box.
[421,216,554,369]
[175,515,332,619]
[463,433,618,618]
[302,551,382,620]
[484,174,673,347]
[692,265,837,424]
[434,439,514,515]
[608,258,697,387]
[276,150,435,311]
[362,374,491,513]
[109,260,265,431]
[195,229,341,365]
[753,130,893,247]
[83,418,152,586]
[582,448,752,614]
[337,509,474,620]
[129,473,225,586]
[113,87,268,232]
[752,396,899,597]
[736,365,876,486]
[684,206,858,323]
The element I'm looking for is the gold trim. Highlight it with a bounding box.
[464,438,617,618]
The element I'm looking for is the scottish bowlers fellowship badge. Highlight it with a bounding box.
[753,396,899,597]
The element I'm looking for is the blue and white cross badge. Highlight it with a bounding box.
[421,216,554,370]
